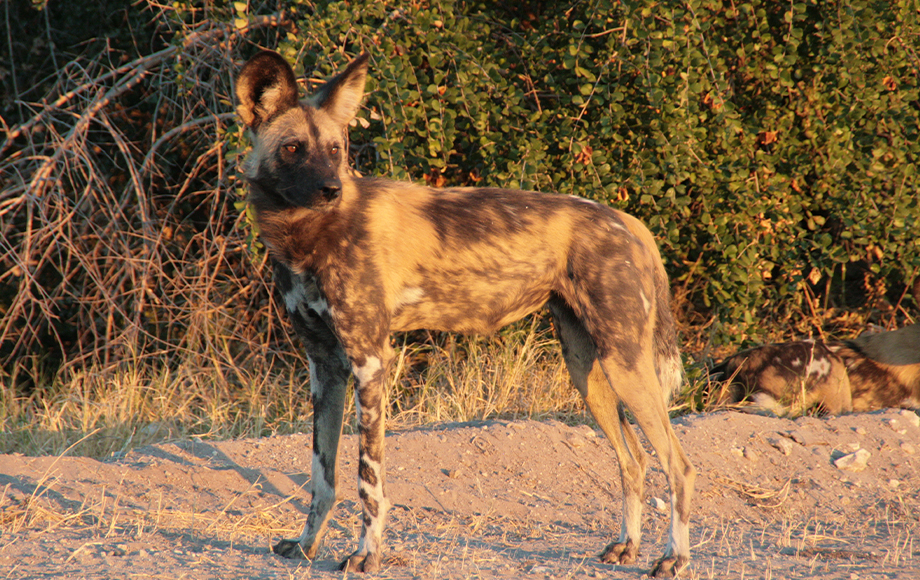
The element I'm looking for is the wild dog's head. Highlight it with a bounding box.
[236,51,368,210]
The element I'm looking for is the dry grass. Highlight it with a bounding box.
[0,316,583,457]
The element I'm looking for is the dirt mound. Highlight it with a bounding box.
[2,409,918,578]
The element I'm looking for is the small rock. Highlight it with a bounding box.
[834,449,870,472]
[566,435,587,449]
[889,479,901,488]
[887,419,907,434]
[901,442,916,455]
[899,409,920,429]
[743,447,759,462]
[649,497,668,513]
[767,436,794,456]
[730,447,744,458]
[854,426,867,435]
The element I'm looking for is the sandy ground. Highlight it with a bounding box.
[2,409,918,579]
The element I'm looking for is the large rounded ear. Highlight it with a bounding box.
[236,51,300,131]
[310,53,369,128]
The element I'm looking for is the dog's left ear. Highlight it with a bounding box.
[311,53,370,128]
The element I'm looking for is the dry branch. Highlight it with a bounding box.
[0,7,292,386]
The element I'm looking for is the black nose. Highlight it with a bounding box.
[321,177,342,200]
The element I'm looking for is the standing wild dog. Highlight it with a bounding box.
[235,50,696,577]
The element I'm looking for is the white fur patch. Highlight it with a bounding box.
[353,357,382,385]
[282,282,331,320]
[751,392,786,416]
[353,357,383,424]
[806,357,832,378]
[395,286,425,309]
[282,284,306,315]
[311,453,333,500]
[258,84,286,116]
[618,491,643,544]
[666,513,691,558]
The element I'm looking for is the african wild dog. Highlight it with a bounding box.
[236,50,695,577]
[710,324,920,415]
[709,340,853,416]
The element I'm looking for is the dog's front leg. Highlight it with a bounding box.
[340,352,391,573]
[271,266,352,560]
[272,350,350,560]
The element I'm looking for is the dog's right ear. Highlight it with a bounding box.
[236,51,300,132]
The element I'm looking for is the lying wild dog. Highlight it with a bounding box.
[235,50,695,577]
[840,324,920,411]
[709,340,853,416]
[710,324,920,415]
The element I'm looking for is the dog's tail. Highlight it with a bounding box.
[652,269,684,403]
[617,212,684,403]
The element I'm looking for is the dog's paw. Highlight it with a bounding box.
[599,539,638,565]
[272,539,308,560]
[648,554,689,577]
[339,550,382,573]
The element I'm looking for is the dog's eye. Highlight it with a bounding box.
[284,144,299,154]
[330,146,340,156]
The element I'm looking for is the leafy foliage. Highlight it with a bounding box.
[263,0,918,344]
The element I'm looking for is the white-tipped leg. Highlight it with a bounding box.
[648,496,692,577]
[598,409,646,566]
[272,339,349,560]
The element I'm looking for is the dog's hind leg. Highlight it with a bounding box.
[270,265,352,560]
[548,299,648,566]
[550,295,695,577]
[599,354,695,578]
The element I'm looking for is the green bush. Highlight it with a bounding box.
[262,0,918,344]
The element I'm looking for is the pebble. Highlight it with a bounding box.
[834,449,870,472]
[899,409,920,429]
[767,436,794,456]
